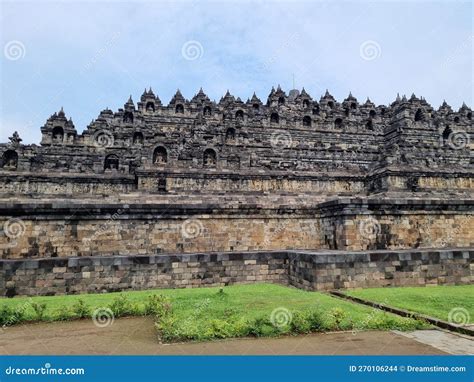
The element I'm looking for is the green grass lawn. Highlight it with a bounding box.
[0,284,428,342]
[345,285,474,323]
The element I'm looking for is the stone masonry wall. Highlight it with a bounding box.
[0,216,322,259]
[0,198,472,259]
[287,249,473,291]
[0,248,471,297]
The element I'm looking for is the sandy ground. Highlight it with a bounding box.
[0,317,449,355]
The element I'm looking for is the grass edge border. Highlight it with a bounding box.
[328,290,474,337]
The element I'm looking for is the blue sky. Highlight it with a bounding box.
[0,0,472,143]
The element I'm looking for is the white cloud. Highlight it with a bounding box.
[1,1,471,143]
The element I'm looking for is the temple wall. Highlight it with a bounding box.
[1,249,471,297]
[346,213,473,250]
[1,170,472,196]
[0,174,136,195]
[287,249,472,291]
[384,175,473,191]
[139,173,365,193]
[0,199,472,259]
[0,216,323,259]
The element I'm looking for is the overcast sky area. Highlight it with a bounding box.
[0,0,472,143]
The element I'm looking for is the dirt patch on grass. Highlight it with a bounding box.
[0,317,446,355]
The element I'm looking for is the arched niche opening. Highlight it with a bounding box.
[175,104,184,114]
[278,96,285,106]
[67,134,75,143]
[303,116,312,127]
[414,109,424,122]
[235,110,244,121]
[123,111,134,124]
[270,112,279,124]
[334,118,343,129]
[153,146,168,165]
[203,106,212,116]
[442,126,452,141]
[133,132,144,146]
[225,128,236,143]
[302,99,310,109]
[146,102,155,113]
[52,126,64,143]
[203,148,217,168]
[366,120,374,130]
[1,150,18,170]
[104,154,119,171]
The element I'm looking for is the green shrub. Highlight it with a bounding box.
[108,294,137,317]
[152,303,429,343]
[54,305,73,321]
[72,299,90,319]
[205,319,235,339]
[144,294,172,318]
[306,309,325,332]
[0,305,13,325]
[247,316,277,337]
[366,312,428,331]
[155,315,180,343]
[290,310,311,334]
[232,318,252,338]
[328,307,347,330]
[31,302,47,320]
[178,319,203,340]
[0,305,26,326]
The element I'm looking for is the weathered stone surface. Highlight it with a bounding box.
[0,248,471,296]
[0,88,471,195]
[0,198,471,258]
[0,88,472,292]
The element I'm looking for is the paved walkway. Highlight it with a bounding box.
[395,330,474,355]
[0,317,451,355]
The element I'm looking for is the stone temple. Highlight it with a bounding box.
[0,87,472,296]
